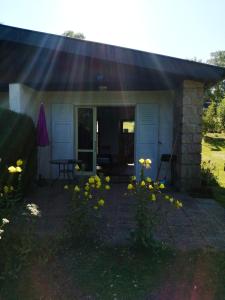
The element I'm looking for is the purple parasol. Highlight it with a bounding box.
[37,103,49,146]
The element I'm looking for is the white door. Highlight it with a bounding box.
[52,103,74,178]
[135,103,159,180]
[75,107,96,175]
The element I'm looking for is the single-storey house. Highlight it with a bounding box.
[0,24,225,190]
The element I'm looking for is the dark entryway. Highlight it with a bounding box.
[97,106,135,180]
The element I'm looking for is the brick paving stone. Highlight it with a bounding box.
[27,183,225,250]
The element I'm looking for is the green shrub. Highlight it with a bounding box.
[0,108,37,193]
[202,102,220,134]
[201,160,218,186]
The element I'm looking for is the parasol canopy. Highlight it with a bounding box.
[37,102,49,147]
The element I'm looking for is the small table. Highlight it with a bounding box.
[50,159,80,183]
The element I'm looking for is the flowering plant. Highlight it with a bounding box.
[0,159,24,239]
[127,158,182,248]
[65,168,111,242]
[0,218,9,240]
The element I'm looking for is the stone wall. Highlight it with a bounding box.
[174,80,204,191]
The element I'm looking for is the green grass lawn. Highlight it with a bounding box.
[202,133,225,206]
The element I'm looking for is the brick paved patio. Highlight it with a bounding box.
[28,183,225,250]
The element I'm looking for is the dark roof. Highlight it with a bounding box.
[0,24,225,91]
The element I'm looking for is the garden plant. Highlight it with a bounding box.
[127,158,182,248]
[0,159,41,287]
[65,165,111,243]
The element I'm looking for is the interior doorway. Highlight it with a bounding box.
[97,106,135,180]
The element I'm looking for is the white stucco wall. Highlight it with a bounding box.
[0,92,9,109]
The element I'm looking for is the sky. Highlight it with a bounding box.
[1,0,225,62]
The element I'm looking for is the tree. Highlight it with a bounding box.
[202,102,219,134]
[207,51,225,67]
[217,98,225,132]
[206,51,225,104]
[62,30,85,40]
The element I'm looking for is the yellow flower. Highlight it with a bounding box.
[75,164,80,171]
[16,159,23,166]
[94,175,101,182]
[169,197,174,203]
[159,183,165,189]
[98,199,105,206]
[175,200,183,208]
[151,194,156,201]
[140,180,145,187]
[8,166,17,173]
[89,194,92,199]
[15,166,22,173]
[93,206,98,210]
[164,195,170,200]
[64,185,69,190]
[131,176,136,181]
[105,185,110,190]
[3,186,9,193]
[84,191,88,197]
[85,184,90,191]
[146,177,152,183]
[145,163,151,169]
[74,185,80,192]
[88,177,95,184]
[145,159,151,164]
[127,183,134,190]
[105,176,110,183]
[148,184,153,190]
[96,182,101,189]
[139,158,145,164]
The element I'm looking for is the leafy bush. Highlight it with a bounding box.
[201,160,218,186]
[202,102,220,134]
[0,108,37,193]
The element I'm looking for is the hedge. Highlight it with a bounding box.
[0,108,37,192]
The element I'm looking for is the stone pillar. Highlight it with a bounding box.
[174,80,204,191]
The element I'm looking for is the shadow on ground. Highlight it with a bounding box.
[204,135,225,151]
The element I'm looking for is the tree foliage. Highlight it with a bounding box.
[207,51,225,67]
[218,98,225,131]
[206,51,225,104]
[62,30,85,40]
[202,102,219,134]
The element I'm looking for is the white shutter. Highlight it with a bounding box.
[135,104,159,180]
[51,104,74,177]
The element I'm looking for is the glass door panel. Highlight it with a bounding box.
[76,107,96,174]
